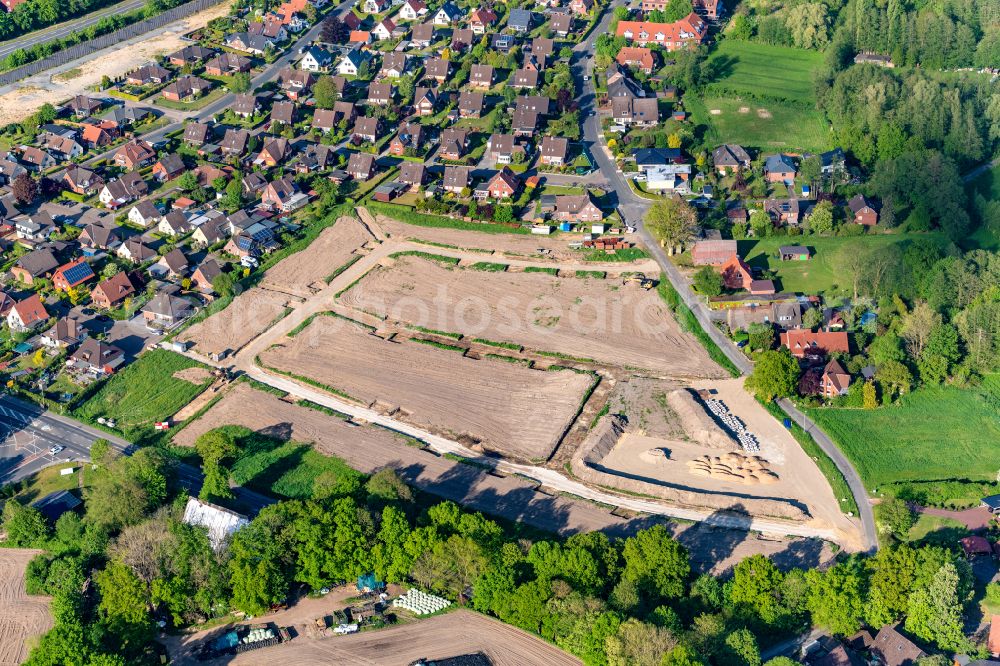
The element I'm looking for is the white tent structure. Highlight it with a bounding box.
[182,496,250,550]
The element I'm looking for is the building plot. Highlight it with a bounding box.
[179,288,294,360]
[260,217,375,298]
[0,549,52,666]
[258,317,594,460]
[337,254,725,377]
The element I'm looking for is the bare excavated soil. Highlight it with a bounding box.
[179,288,294,359]
[338,255,724,378]
[260,217,375,297]
[0,549,52,666]
[258,317,593,459]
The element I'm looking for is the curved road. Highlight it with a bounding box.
[0,0,149,61]
[567,7,878,551]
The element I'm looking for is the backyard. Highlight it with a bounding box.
[807,374,1000,503]
[74,349,213,444]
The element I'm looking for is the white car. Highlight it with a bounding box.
[48,445,64,455]
[241,256,259,268]
[583,75,590,81]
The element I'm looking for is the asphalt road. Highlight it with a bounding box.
[0,0,149,61]
[569,8,878,551]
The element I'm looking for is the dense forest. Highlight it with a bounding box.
[1,427,985,666]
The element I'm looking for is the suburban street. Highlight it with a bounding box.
[0,0,149,61]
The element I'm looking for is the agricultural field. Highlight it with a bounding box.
[74,349,213,444]
[693,41,829,152]
[738,232,951,296]
[807,375,1000,498]
[259,216,375,297]
[259,317,594,459]
[0,549,52,665]
[178,288,294,360]
[337,254,724,377]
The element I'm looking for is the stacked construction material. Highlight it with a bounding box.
[393,589,451,615]
[704,398,760,453]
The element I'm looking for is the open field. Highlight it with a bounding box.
[738,232,951,295]
[260,216,375,297]
[75,349,211,443]
[178,288,294,359]
[0,549,52,666]
[689,95,830,154]
[808,375,1000,495]
[704,41,822,103]
[231,610,581,666]
[338,254,724,377]
[0,1,231,126]
[259,318,594,459]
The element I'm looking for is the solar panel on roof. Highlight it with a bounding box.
[62,263,93,284]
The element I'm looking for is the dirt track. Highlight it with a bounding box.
[258,318,594,459]
[179,288,293,358]
[338,255,724,377]
[260,217,375,297]
[0,549,52,666]
[226,610,581,666]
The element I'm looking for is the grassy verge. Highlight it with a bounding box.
[324,255,362,284]
[656,278,741,378]
[578,248,650,262]
[407,325,463,339]
[524,266,559,275]
[469,261,508,272]
[367,201,530,234]
[473,338,522,351]
[389,250,461,266]
[484,354,532,366]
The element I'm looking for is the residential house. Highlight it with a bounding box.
[270,100,296,127]
[616,47,656,74]
[225,32,272,55]
[113,140,156,170]
[41,317,84,349]
[411,23,436,47]
[127,201,161,228]
[615,14,708,49]
[80,123,115,150]
[389,122,423,156]
[550,12,573,36]
[645,164,691,193]
[398,162,427,189]
[633,147,683,170]
[143,292,194,327]
[349,30,372,46]
[511,107,539,137]
[487,134,526,165]
[818,147,846,175]
[486,168,519,199]
[52,258,95,291]
[552,192,602,222]
[569,0,592,14]
[424,57,450,82]
[719,254,754,290]
[78,222,119,250]
[11,249,59,284]
[780,329,850,360]
[117,237,157,264]
[43,135,84,161]
[152,153,185,181]
[6,294,49,332]
[870,625,924,666]
[516,95,550,115]
[399,0,427,20]
[191,215,229,247]
[451,28,474,49]
[150,248,189,279]
[508,8,533,32]
[433,2,462,25]
[713,143,751,174]
[347,152,377,180]
[490,32,516,52]
[62,165,102,196]
[692,0,723,19]
[723,299,802,332]
[848,194,878,226]
[126,63,171,85]
[68,338,124,375]
[443,165,471,193]
[254,137,290,167]
[20,147,56,171]
[380,52,409,78]
[0,158,26,185]
[362,0,389,12]
[261,176,308,211]
[439,128,470,161]
[458,91,485,118]
[469,7,497,33]
[352,116,382,143]
[232,94,260,119]
[529,37,554,63]
[277,68,315,100]
[611,97,658,126]
[372,18,396,41]
[470,64,494,88]
[68,95,101,117]
[98,171,147,208]
[220,129,250,157]
[161,75,212,101]
[191,259,223,293]
[16,212,57,241]
[158,210,193,237]
[764,154,796,182]
[299,46,334,72]
[512,68,539,88]
[540,135,569,166]
[242,172,267,196]
[106,106,154,126]
[168,44,213,66]
[312,108,338,133]
[821,359,851,398]
[765,198,807,225]
[183,122,211,146]
[205,52,252,76]
[413,86,438,115]
[338,48,372,76]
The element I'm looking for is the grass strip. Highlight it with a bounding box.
[473,338,522,350]
[407,325,463,339]
[334,268,374,298]
[411,338,466,353]
[367,201,530,234]
[578,248,650,262]
[324,255,362,284]
[484,354,532,366]
[389,250,461,266]
[524,266,559,275]
[469,261,509,272]
[537,350,597,364]
[575,270,606,279]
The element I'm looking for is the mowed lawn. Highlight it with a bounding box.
[705,40,823,102]
[807,375,1000,492]
[738,232,950,296]
[694,41,829,152]
[75,349,213,444]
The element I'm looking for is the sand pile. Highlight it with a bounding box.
[687,453,779,485]
[667,389,735,449]
[639,447,669,464]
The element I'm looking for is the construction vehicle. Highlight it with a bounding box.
[623,273,656,290]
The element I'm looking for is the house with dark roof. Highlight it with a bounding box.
[52,259,95,291]
[870,625,924,666]
[347,152,377,180]
[117,237,157,264]
[848,195,878,226]
[69,338,124,375]
[443,165,471,193]
[458,91,485,118]
[552,192,602,222]
[508,8,533,32]
[192,259,223,293]
[143,291,195,327]
[152,153,186,182]
[764,154,797,182]
[352,117,382,144]
[63,165,103,196]
[439,128,469,161]
[183,122,211,146]
[540,136,569,166]
[205,52,252,76]
[220,129,250,157]
[713,144,751,173]
[469,64,494,89]
[41,317,84,349]
[512,68,539,88]
[398,162,427,189]
[821,359,851,398]
[11,249,59,285]
[161,75,212,102]
[78,222,120,251]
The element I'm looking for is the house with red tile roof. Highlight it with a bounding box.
[780,329,850,359]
